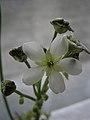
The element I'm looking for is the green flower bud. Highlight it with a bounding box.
[50,18,74,34]
[35,100,43,109]
[9,46,27,62]
[68,40,83,53]
[1,80,16,96]
[67,35,80,46]
[42,94,48,101]
[67,35,90,54]
[33,105,39,113]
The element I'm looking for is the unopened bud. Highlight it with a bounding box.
[67,35,90,54]
[1,80,16,96]
[19,96,24,104]
[68,40,83,53]
[50,18,74,34]
[42,94,48,101]
[9,46,27,62]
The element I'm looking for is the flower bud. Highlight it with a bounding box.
[42,94,48,101]
[1,80,16,96]
[33,105,39,113]
[19,96,24,104]
[35,100,43,109]
[68,40,83,53]
[9,46,27,62]
[67,35,90,54]
[50,18,74,34]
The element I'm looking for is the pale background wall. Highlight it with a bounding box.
[0,0,90,119]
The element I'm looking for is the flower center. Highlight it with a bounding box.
[47,61,54,68]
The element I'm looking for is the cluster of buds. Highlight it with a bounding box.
[67,35,90,54]
[50,18,90,60]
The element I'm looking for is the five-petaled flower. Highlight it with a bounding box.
[22,35,82,94]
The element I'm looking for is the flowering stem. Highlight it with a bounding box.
[15,90,36,101]
[24,58,49,119]
[41,77,49,94]
[33,84,38,97]
[38,80,41,94]
[0,7,14,120]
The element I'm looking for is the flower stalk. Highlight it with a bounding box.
[15,90,36,101]
[24,60,31,68]
[24,61,49,120]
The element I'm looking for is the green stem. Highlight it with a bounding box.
[0,6,14,120]
[33,85,38,97]
[36,80,42,100]
[41,77,49,94]
[33,99,43,120]
[51,31,57,42]
[24,54,49,120]
[15,90,36,101]
[38,80,41,94]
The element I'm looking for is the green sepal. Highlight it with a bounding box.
[42,94,48,101]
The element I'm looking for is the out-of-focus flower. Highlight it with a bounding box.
[22,36,82,94]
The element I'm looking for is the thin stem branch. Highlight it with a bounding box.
[0,6,14,120]
[23,48,49,120]
[15,90,36,101]
[2,95,14,120]
[41,77,49,94]
[51,31,57,42]
[24,60,31,68]
[38,80,41,94]
[33,85,38,97]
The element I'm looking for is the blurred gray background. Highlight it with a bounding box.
[0,0,90,120]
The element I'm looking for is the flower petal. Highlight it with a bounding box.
[50,35,68,57]
[60,58,82,75]
[48,71,65,94]
[22,42,45,61]
[22,67,44,85]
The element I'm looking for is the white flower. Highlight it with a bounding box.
[22,36,82,94]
